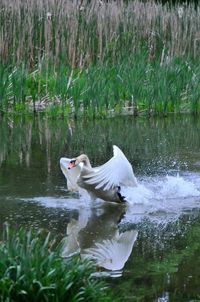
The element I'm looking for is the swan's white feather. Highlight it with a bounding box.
[60,145,138,202]
[60,157,82,191]
[83,145,137,191]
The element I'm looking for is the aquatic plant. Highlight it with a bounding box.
[1,0,200,117]
[1,0,200,66]
[0,223,116,302]
[0,56,200,117]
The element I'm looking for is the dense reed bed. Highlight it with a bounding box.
[1,56,200,117]
[0,224,116,302]
[2,0,200,66]
[1,0,200,116]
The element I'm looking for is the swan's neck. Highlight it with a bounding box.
[77,154,92,169]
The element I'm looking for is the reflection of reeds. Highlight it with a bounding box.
[1,115,200,173]
[0,116,70,169]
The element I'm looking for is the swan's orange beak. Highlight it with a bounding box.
[68,161,76,170]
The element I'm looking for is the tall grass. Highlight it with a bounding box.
[1,0,200,116]
[0,223,116,302]
[1,0,200,66]
[1,55,200,117]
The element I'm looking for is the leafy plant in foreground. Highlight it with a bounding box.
[0,223,115,302]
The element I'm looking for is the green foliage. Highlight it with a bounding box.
[1,0,199,66]
[1,0,200,117]
[1,54,200,117]
[0,224,115,302]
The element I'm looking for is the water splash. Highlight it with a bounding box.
[159,175,200,198]
[23,172,200,226]
[120,184,153,205]
[123,173,200,225]
[118,174,200,204]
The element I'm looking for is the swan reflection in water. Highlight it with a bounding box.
[61,203,138,276]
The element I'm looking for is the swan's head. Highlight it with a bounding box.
[68,154,90,170]
[68,158,77,170]
[60,157,81,191]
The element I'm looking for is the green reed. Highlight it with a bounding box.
[1,54,200,117]
[0,223,116,302]
[1,0,200,116]
[1,0,200,67]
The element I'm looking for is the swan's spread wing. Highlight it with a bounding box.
[83,145,137,191]
[60,157,81,191]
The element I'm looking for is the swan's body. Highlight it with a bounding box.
[60,145,137,203]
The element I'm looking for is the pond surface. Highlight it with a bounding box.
[0,115,200,301]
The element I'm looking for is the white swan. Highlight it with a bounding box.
[60,145,137,203]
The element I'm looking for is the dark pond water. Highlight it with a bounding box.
[0,115,200,301]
